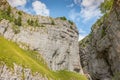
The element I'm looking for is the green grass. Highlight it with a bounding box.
[0,36,87,80]
[52,70,87,80]
[112,73,120,80]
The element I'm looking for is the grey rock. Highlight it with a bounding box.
[0,63,49,80]
[79,0,120,80]
[0,0,83,74]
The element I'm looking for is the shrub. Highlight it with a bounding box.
[27,19,31,25]
[0,9,14,22]
[6,6,11,16]
[59,16,67,20]
[14,16,22,26]
[51,19,55,25]
[27,19,40,27]
[12,25,20,34]
[34,19,39,26]
[27,19,33,26]
[18,11,22,15]
[101,29,106,38]
[112,73,120,80]
[100,0,113,13]
[68,20,74,25]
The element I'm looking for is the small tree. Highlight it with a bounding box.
[51,19,55,25]
[18,11,22,15]
[60,16,67,20]
[15,16,22,26]
[7,6,11,16]
[35,19,39,26]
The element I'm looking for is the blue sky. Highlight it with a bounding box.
[7,0,104,40]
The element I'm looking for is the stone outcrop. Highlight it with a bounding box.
[0,0,9,10]
[0,0,83,74]
[0,63,50,80]
[79,0,120,80]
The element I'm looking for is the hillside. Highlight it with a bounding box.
[0,0,87,80]
[0,36,87,80]
[0,0,83,74]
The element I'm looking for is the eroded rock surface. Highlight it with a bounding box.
[0,63,50,80]
[79,0,120,80]
[0,0,83,74]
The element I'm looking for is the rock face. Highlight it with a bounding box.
[79,0,120,80]
[0,0,83,74]
[0,19,82,73]
[0,63,50,80]
[0,0,9,10]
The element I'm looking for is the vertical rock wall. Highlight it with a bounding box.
[79,0,120,80]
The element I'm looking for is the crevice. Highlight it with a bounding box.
[52,49,58,58]
[57,61,65,65]
[3,22,9,35]
[57,56,66,65]
[102,49,114,76]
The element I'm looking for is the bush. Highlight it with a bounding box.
[112,73,120,80]
[6,6,11,16]
[0,9,14,22]
[18,11,22,15]
[35,19,40,26]
[27,19,33,26]
[12,25,20,34]
[51,19,55,25]
[27,19,40,27]
[59,16,67,20]
[27,19,31,25]
[101,29,106,38]
[68,20,74,25]
[14,16,22,26]
[100,0,113,13]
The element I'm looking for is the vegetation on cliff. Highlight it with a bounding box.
[100,0,114,14]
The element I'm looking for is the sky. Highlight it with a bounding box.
[7,0,104,40]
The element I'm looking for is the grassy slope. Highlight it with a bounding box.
[0,36,87,80]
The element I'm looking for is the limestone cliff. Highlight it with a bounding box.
[79,0,120,80]
[1,0,120,80]
[0,0,83,74]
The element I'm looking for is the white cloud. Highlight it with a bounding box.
[17,6,34,15]
[80,0,104,21]
[78,28,87,41]
[67,3,74,8]
[79,29,86,40]
[7,0,26,7]
[32,1,50,16]
[68,9,80,21]
[79,28,86,34]
[69,0,104,22]
[79,34,86,41]
[80,7,102,22]
[74,0,81,5]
